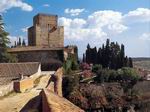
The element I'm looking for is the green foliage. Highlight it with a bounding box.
[0,15,17,63]
[95,69,117,83]
[63,54,79,75]
[84,39,133,70]
[95,67,140,85]
[63,59,72,74]
[92,64,102,73]
[62,75,80,97]
[117,67,140,81]
[22,39,26,46]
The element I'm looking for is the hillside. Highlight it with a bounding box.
[133,58,150,70]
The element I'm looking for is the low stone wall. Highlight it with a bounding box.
[0,82,13,97]
[14,78,34,92]
[41,89,84,112]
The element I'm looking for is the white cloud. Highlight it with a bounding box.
[43,4,50,7]
[65,8,85,16]
[59,10,128,42]
[60,8,150,43]
[123,8,150,24]
[8,35,18,46]
[59,17,108,41]
[8,35,26,46]
[21,26,29,32]
[0,0,33,13]
[139,33,150,41]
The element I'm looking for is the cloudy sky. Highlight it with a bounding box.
[0,0,150,57]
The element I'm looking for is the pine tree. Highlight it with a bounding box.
[0,15,16,62]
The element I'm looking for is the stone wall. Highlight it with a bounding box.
[28,13,64,47]
[40,89,84,112]
[13,78,34,92]
[28,26,35,46]
[0,82,13,97]
[11,49,63,62]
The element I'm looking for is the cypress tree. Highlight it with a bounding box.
[82,53,85,63]
[105,39,110,68]
[120,44,125,67]
[14,41,17,47]
[129,57,133,68]
[18,37,21,46]
[86,44,91,64]
[22,39,26,46]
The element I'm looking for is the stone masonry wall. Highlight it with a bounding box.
[28,13,64,47]
[13,50,63,63]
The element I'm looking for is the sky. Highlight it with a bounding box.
[0,0,150,58]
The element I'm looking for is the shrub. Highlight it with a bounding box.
[117,67,140,82]
[80,63,91,70]
[81,70,94,79]
[63,56,79,75]
[92,64,102,73]
[62,75,80,97]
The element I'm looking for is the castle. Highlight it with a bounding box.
[28,13,64,47]
[8,13,77,70]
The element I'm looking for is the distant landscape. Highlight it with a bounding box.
[133,58,150,70]
[0,0,150,112]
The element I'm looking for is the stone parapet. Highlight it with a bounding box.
[7,46,64,53]
[41,89,84,112]
[13,78,34,92]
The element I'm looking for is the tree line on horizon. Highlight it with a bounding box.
[83,39,133,70]
[11,37,26,48]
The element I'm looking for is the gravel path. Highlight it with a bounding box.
[0,74,51,112]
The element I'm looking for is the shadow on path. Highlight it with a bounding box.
[20,95,42,112]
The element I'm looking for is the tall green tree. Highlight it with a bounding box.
[18,37,21,46]
[83,39,133,69]
[0,15,17,62]
[22,39,26,46]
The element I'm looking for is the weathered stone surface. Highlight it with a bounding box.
[11,49,63,62]
[53,67,63,97]
[14,78,34,93]
[28,13,64,47]
[41,89,84,112]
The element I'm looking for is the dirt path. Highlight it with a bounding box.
[0,74,51,112]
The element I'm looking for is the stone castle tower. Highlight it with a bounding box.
[28,13,64,47]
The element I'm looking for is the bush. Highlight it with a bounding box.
[95,69,117,83]
[94,67,140,89]
[81,70,94,79]
[92,64,102,73]
[117,67,140,82]
[62,75,80,97]
[80,63,91,70]
[63,56,79,75]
